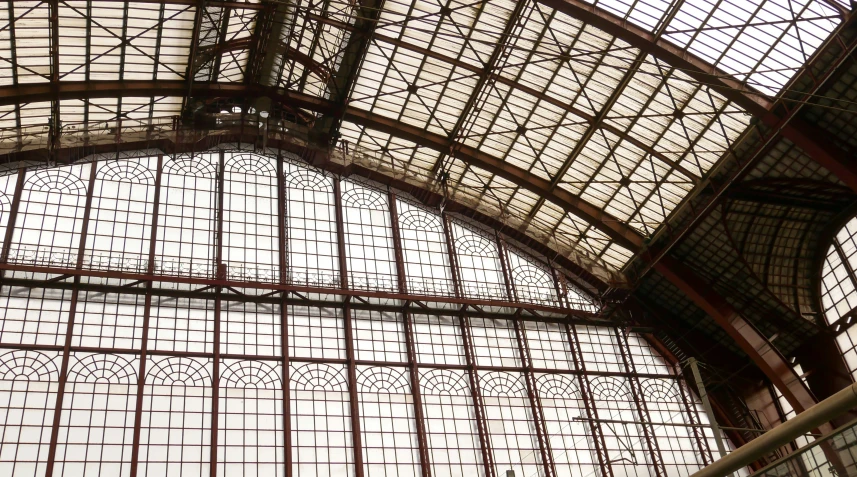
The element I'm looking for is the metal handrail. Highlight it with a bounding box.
[690,382,857,477]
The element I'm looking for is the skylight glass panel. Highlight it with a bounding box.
[661,0,842,96]
[57,1,195,82]
[9,1,51,84]
[0,5,14,86]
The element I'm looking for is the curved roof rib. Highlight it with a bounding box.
[0,0,848,275]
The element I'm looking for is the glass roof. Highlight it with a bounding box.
[0,0,845,274]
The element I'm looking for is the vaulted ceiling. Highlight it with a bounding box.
[1,1,857,392]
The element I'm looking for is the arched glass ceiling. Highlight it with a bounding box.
[0,0,846,273]
[276,0,843,270]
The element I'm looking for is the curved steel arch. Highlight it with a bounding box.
[538,0,857,193]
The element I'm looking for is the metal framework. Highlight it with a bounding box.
[0,0,856,474]
[0,147,730,476]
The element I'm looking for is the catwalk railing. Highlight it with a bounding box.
[749,418,857,477]
[0,147,598,318]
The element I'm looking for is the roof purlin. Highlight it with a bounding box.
[316,12,701,181]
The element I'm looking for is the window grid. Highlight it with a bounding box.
[821,216,857,381]
[396,199,455,297]
[85,158,156,274]
[223,154,279,283]
[341,180,398,293]
[285,164,340,288]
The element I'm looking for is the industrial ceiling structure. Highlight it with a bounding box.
[1,0,857,476]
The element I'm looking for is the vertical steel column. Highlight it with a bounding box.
[334,178,365,477]
[210,150,225,477]
[495,232,514,303]
[276,154,293,477]
[615,329,666,477]
[674,362,713,466]
[566,324,614,477]
[45,161,97,477]
[442,213,496,477]
[388,191,408,296]
[458,314,497,477]
[688,358,727,461]
[441,213,462,300]
[548,261,565,310]
[496,236,556,477]
[130,154,164,477]
[389,191,432,477]
[0,168,27,269]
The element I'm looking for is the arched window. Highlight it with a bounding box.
[396,199,454,296]
[356,366,420,475]
[0,171,19,254]
[284,164,339,287]
[140,356,212,476]
[479,371,541,476]
[11,165,89,267]
[223,152,279,283]
[419,367,482,476]
[56,353,139,475]
[86,157,157,273]
[821,216,857,380]
[289,363,353,476]
[156,154,217,278]
[451,222,507,300]
[0,350,60,475]
[218,360,284,475]
[341,179,397,292]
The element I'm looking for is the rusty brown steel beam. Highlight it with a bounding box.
[308,12,699,181]
[0,79,644,250]
[0,261,596,317]
[0,80,336,114]
[538,0,857,194]
[344,107,645,251]
[653,256,827,426]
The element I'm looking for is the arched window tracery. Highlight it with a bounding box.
[396,199,454,296]
[285,168,332,191]
[0,350,59,474]
[11,166,90,267]
[341,180,397,292]
[536,374,579,399]
[24,168,87,193]
[290,363,347,391]
[285,166,339,288]
[290,362,353,474]
[479,371,527,398]
[398,209,442,231]
[163,155,217,177]
[0,349,59,381]
[223,152,279,283]
[220,360,281,389]
[420,368,469,395]
[67,353,137,383]
[157,154,217,278]
[224,153,276,175]
[145,356,212,386]
[356,366,409,393]
[96,160,155,183]
[452,222,507,300]
[87,157,158,274]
